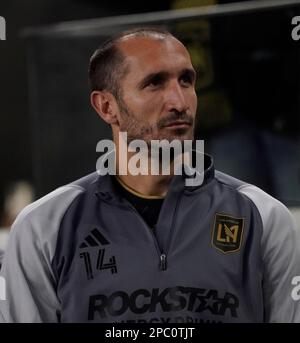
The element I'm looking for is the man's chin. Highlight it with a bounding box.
[159,130,194,142]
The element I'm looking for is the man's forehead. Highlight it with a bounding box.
[118,35,193,73]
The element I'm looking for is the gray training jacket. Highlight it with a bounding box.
[1,154,300,323]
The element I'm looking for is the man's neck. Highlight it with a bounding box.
[114,133,188,197]
[116,173,173,198]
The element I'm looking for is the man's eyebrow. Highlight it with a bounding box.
[138,68,197,89]
[181,68,197,82]
[137,71,169,89]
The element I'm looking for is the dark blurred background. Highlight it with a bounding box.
[0,0,300,243]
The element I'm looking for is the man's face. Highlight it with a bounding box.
[115,36,197,144]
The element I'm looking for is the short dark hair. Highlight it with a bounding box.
[88,27,174,99]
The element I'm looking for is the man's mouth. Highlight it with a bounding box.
[164,121,192,129]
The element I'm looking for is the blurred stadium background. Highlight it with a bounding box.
[0,0,300,252]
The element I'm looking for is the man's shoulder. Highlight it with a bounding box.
[214,170,294,228]
[2,172,102,271]
[215,170,282,205]
[13,172,100,228]
[68,171,100,190]
[214,170,248,189]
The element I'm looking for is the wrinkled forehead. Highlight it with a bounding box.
[117,35,194,73]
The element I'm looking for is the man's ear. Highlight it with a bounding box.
[90,91,119,125]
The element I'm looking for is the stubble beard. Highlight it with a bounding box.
[116,95,195,146]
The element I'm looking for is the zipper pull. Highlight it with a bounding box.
[160,253,167,271]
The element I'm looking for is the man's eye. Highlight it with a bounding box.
[147,76,163,88]
[180,75,193,87]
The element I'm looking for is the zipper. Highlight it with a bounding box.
[110,193,183,272]
[160,253,167,271]
[164,192,183,259]
[124,203,167,271]
[157,192,182,271]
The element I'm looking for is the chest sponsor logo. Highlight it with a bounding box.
[79,228,118,279]
[88,286,239,321]
[212,213,244,253]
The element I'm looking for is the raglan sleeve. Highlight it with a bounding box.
[240,185,300,322]
[0,186,81,322]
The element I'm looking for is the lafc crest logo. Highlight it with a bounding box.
[212,214,244,253]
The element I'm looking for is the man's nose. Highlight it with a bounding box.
[164,81,188,113]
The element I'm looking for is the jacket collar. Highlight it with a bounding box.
[94,152,215,201]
